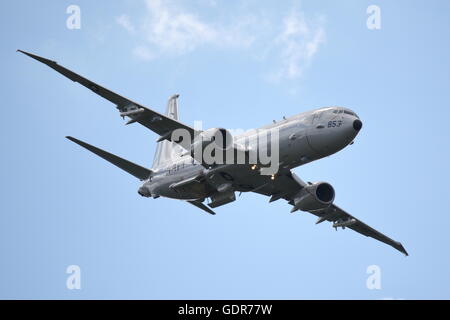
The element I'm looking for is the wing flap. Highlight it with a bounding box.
[187,200,216,215]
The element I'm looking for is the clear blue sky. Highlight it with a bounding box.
[1,0,449,299]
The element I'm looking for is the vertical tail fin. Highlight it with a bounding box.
[152,94,184,169]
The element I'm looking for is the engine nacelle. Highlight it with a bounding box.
[194,128,233,150]
[208,189,236,208]
[187,128,233,164]
[291,182,335,212]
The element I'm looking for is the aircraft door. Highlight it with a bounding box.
[285,120,314,166]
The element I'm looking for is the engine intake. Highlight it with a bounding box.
[291,182,335,212]
[187,128,234,165]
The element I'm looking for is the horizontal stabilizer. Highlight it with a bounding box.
[66,136,152,181]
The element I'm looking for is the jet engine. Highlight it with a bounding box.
[193,128,233,150]
[185,128,234,164]
[291,182,335,212]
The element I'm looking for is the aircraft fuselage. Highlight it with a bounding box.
[140,106,362,201]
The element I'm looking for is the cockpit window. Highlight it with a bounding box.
[344,110,357,117]
[333,108,359,118]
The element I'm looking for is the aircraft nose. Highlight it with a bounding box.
[138,186,151,197]
[353,119,362,131]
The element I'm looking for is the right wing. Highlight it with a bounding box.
[18,50,197,145]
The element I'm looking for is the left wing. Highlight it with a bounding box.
[250,170,408,256]
[18,50,197,146]
[309,204,408,256]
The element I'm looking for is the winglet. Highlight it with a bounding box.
[17,49,57,66]
[396,242,409,256]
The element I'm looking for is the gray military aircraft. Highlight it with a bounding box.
[18,50,408,256]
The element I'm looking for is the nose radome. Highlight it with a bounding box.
[353,119,362,131]
[138,186,151,197]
